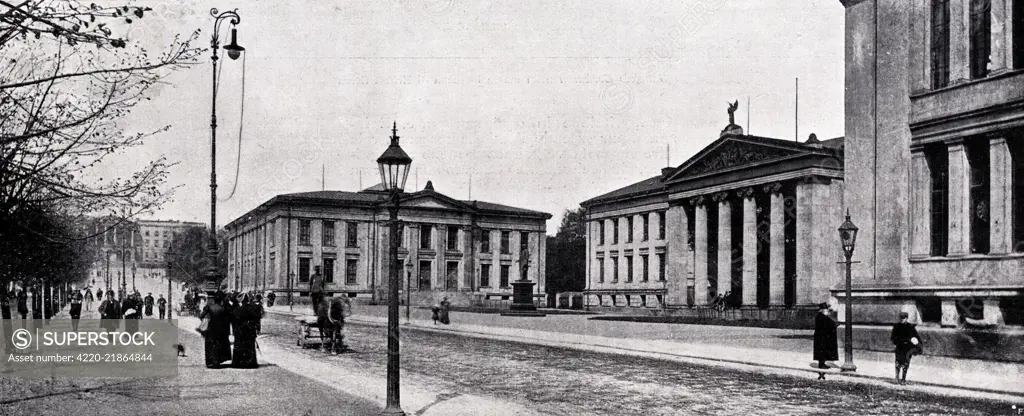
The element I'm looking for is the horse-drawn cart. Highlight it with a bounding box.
[295,315,323,348]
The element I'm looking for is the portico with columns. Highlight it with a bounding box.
[582,111,846,320]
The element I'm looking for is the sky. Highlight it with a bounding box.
[102,0,845,235]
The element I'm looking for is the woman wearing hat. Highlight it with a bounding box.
[812,302,839,379]
[890,311,922,385]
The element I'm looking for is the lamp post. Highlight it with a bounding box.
[838,209,859,373]
[205,7,245,296]
[166,252,174,320]
[376,121,412,416]
[405,261,413,323]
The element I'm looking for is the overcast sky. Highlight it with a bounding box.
[103,0,845,235]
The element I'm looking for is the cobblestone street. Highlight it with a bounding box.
[260,313,1014,416]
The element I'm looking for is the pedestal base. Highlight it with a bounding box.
[502,280,546,317]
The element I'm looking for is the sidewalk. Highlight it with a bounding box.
[265,304,1023,403]
[174,315,540,416]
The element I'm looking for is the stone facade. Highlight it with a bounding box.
[839,0,1024,327]
[84,218,203,293]
[224,182,550,306]
[582,122,845,318]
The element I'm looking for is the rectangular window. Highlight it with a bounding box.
[420,225,432,249]
[626,256,633,282]
[500,265,510,288]
[599,221,605,245]
[1015,0,1024,69]
[641,254,649,282]
[658,211,666,240]
[299,257,311,283]
[927,144,950,256]
[642,214,649,241]
[500,231,511,254]
[612,257,619,282]
[323,221,336,247]
[627,217,634,243]
[269,253,276,285]
[299,220,311,246]
[446,261,459,291]
[481,230,491,252]
[270,220,275,247]
[345,259,357,285]
[657,253,666,281]
[346,222,358,247]
[931,0,951,88]
[145,231,149,237]
[418,260,432,290]
[612,219,619,244]
[970,0,992,79]
[1011,138,1024,252]
[323,258,335,284]
[520,232,529,253]
[480,264,491,287]
[447,227,459,250]
[968,138,991,254]
[598,258,605,283]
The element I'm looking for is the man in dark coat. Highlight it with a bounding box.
[890,311,922,385]
[16,289,28,322]
[69,291,83,332]
[813,303,839,379]
[199,291,232,369]
[157,294,167,319]
[121,293,141,335]
[99,290,121,333]
[310,266,325,312]
[143,293,154,317]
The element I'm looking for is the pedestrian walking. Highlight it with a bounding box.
[439,296,451,325]
[230,293,261,369]
[431,302,441,324]
[16,289,28,323]
[890,311,922,385]
[144,293,154,317]
[122,293,141,335]
[813,302,839,380]
[84,288,94,311]
[99,290,121,333]
[310,266,325,311]
[157,294,167,319]
[69,291,83,332]
[198,291,232,369]
[184,291,193,317]
[96,289,103,302]
[266,291,276,307]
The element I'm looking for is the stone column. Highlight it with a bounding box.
[989,136,1014,254]
[666,205,688,306]
[947,140,971,256]
[740,188,758,307]
[769,187,786,306]
[950,0,970,83]
[715,193,731,297]
[941,299,960,327]
[911,150,932,258]
[693,197,708,305]
[989,0,1008,73]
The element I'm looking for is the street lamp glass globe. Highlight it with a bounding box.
[838,209,859,258]
[376,122,413,193]
[223,28,244,60]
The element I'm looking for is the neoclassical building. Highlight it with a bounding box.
[840,0,1023,327]
[224,181,551,306]
[582,117,845,316]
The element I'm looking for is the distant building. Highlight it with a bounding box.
[224,181,551,306]
[85,218,203,293]
[839,0,1024,327]
[582,116,845,317]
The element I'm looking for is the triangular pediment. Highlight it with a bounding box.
[403,197,460,210]
[667,136,805,180]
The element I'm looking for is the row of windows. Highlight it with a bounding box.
[298,220,360,247]
[293,257,359,285]
[479,263,513,288]
[597,212,667,245]
[930,0,1024,88]
[925,137,1024,255]
[596,253,667,283]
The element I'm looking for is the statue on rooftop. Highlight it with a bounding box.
[727,100,739,125]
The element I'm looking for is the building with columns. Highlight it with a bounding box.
[224,181,551,306]
[581,118,845,317]
[840,0,1023,327]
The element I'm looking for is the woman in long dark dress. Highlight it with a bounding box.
[231,293,260,369]
[99,290,121,333]
[199,291,232,369]
[812,302,839,378]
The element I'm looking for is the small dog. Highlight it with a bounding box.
[173,344,186,357]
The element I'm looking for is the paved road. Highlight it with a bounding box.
[1,305,380,416]
[260,313,1012,416]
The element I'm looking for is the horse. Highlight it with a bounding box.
[315,296,351,354]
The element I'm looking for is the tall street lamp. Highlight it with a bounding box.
[205,8,245,295]
[838,209,859,373]
[377,121,412,416]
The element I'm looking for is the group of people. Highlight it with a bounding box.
[813,303,923,384]
[95,290,169,332]
[710,291,740,312]
[198,290,265,369]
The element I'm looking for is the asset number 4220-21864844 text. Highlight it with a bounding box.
[76,353,153,362]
